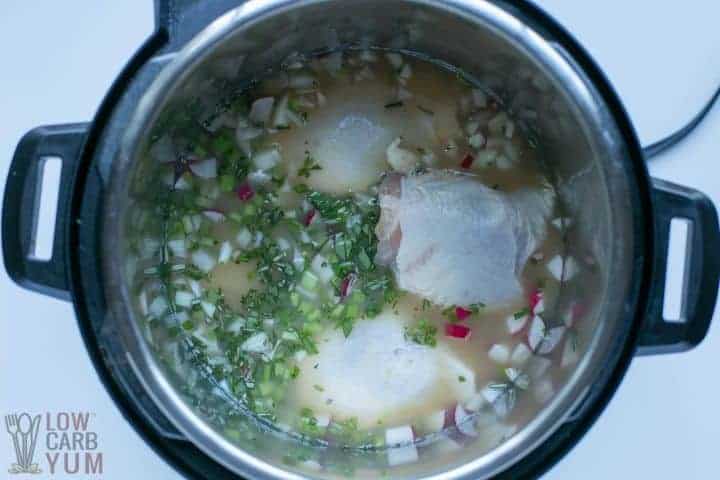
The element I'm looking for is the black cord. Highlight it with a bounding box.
[643,84,720,159]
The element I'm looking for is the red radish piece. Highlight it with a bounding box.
[236,183,255,201]
[529,288,545,315]
[202,209,226,223]
[460,153,475,169]
[455,306,472,321]
[188,157,217,178]
[339,275,356,298]
[303,209,317,227]
[445,323,471,339]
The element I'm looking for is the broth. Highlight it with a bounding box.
[131,50,585,462]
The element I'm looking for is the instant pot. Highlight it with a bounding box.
[3,1,719,478]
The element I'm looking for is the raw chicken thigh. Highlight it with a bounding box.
[376,170,554,307]
[291,307,476,428]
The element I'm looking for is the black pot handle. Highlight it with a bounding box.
[637,178,720,355]
[2,123,89,301]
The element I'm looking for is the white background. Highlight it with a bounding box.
[1,1,718,479]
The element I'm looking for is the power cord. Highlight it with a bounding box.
[643,84,720,159]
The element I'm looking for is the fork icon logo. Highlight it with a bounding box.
[5,413,42,474]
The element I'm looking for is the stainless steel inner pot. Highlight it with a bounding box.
[103,1,640,478]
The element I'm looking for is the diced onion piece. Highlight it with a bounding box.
[138,290,149,316]
[236,124,264,142]
[510,343,532,366]
[561,336,580,368]
[454,403,478,437]
[480,384,502,405]
[148,296,168,318]
[167,239,187,258]
[253,148,281,171]
[385,52,403,70]
[276,237,292,252]
[201,301,216,319]
[249,97,275,125]
[315,413,331,428]
[421,410,446,434]
[468,132,486,149]
[202,210,226,223]
[445,323,471,339]
[547,255,579,281]
[189,157,217,179]
[455,306,472,321]
[189,280,202,297]
[236,228,252,248]
[192,249,216,273]
[175,291,194,309]
[528,316,565,354]
[241,332,271,355]
[218,241,233,264]
[505,367,529,390]
[506,312,529,335]
[488,344,510,364]
[385,425,417,466]
[292,248,305,271]
[237,182,255,201]
[311,254,335,283]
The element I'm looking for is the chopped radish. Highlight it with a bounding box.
[480,384,503,405]
[218,241,233,264]
[385,425,417,466]
[454,403,478,437]
[506,312,529,335]
[561,336,580,368]
[488,344,510,364]
[528,316,565,354]
[455,306,472,321]
[460,153,474,169]
[253,148,281,171]
[303,209,316,227]
[192,249,216,273]
[276,237,292,252]
[188,157,217,178]
[202,209,226,223]
[533,378,554,404]
[236,183,255,201]
[445,323,471,339]
[510,343,532,366]
[339,274,356,298]
[529,288,545,315]
[249,97,275,125]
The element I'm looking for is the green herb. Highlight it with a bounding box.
[458,375,466,383]
[417,105,435,115]
[513,307,530,319]
[384,101,404,109]
[404,319,438,347]
[298,152,322,178]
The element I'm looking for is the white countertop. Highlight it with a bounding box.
[1,1,718,478]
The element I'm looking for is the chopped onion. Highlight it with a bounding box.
[421,410,446,433]
[385,425,417,466]
[236,124,264,142]
[192,249,216,273]
[201,301,216,319]
[528,316,565,354]
[189,280,202,298]
[202,210,226,223]
[188,157,217,179]
[167,239,187,258]
[460,153,475,169]
[253,147,282,171]
[148,296,168,318]
[311,254,335,283]
[241,332,271,355]
[236,182,255,201]
[506,312,529,335]
[236,228,252,248]
[505,367,530,390]
[174,291,194,309]
[292,248,306,271]
[386,52,403,70]
[468,132,486,149]
[218,241,233,264]
[249,97,275,125]
[386,138,419,173]
[510,343,532,366]
[488,344,511,364]
[445,323,471,339]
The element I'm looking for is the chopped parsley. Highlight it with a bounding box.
[404,319,438,347]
